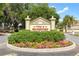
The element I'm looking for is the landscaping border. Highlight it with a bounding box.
[7,41,76,52]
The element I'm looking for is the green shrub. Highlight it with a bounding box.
[74,34,79,36]
[8,30,65,44]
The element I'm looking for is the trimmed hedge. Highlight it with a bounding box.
[8,30,65,44]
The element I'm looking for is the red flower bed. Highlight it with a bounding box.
[14,40,73,48]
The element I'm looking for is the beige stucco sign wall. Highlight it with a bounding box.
[25,16,55,31]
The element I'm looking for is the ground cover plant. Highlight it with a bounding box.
[8,30,73,48]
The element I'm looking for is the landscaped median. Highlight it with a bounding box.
[7,30,76,52]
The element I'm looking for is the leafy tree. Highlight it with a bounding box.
[0,3,60,29]
[0,4,6,22]
[0,4,5,16]
[28,5,60,25]
[9,3,60,27]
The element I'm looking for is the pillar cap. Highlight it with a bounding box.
[50,16,56,21]
[25,16,31,21]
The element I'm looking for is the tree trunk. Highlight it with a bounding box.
[2,23,5,30]
[65,26,67,33]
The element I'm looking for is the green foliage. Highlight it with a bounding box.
[0,3,60,25]
[74,34,79,36]
[28,5,60,25]
[8,30,65,44]
[63,15,77,32]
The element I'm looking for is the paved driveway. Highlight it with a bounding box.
[65,34,79,44]
[0,34,79,56]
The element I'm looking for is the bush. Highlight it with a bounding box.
[74,34,79,36]
[8,30,65,44]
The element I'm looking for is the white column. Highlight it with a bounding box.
[25,21,30,30]
[50,16,56,30]
[51,20,55,30]
[25,16,31,30]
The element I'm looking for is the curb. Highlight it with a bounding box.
[0,33,11,36]
[4,33,11,36]
[3,53,17,56]
[7,41,76,52]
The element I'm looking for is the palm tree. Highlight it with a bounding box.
[70,16,77,26]
[63,15,76,32]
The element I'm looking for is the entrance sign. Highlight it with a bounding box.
[30,25,50,31]
[25,16,55,31]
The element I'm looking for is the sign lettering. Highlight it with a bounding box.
[32,26,48,31]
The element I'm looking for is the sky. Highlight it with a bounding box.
[48,3,79,21]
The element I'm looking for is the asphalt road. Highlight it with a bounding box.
[0,34,79,56]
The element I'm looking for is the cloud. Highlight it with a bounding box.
[49,5,56,8]
[57,7,69,14]
[51,6,55,8]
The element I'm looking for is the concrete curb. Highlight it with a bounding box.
[7,41,76,52]
[4,33,11,36]
[0,33,11,36]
